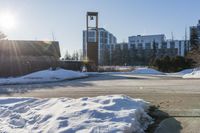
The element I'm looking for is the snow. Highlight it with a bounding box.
[183,68,200,79]
[98,66,133,72]
[132,67,164,75]
[176,69,194,75]
[0,95,152,133]
[115,66,132,71]
[0,68,87,85]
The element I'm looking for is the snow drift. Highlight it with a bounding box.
[0,68,87,85]
[176,69,194,75]
[0,95,152,133]
[183,68,200,79]
[132,68,164,75]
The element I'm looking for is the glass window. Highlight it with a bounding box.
[88,38,95,42]
[179,42,182,55]
[154,43,159,49]
[170,41,175,49]
[137,43,143,49]
[130,44,135,49]
[145,43,151,49]
[88,31,95,37]
[161,42,167,49]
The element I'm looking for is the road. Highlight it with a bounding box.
[1,73,200,132]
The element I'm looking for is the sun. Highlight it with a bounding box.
[0,12,16,30]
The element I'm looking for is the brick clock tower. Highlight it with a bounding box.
[86,12,99,66]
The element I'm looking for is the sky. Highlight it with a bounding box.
[0,0,200,57]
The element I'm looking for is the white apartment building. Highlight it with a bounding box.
[129,34,165,46]
[83,28,117,65]
[128,34,189,56]
[165,40,188,56]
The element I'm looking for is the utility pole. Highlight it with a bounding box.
[185,27,189,55]
[171,32,174,41]
[52,32,56,41]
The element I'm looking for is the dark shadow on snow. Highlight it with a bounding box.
[146,105,183,133]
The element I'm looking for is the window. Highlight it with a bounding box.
[145,43,151,49]
[130,44,136,49]
[154,43,159,49]
[170,41,175,49]
[137,43,143,49]
[179,42,182,55]
[106,45,110,48]
[88,38,95,42]
[109,35,112,44]
[161,42,167,49]
[100,32,104,38]
[88,31,95,37]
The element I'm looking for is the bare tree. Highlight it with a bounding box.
[64,50,72,60]
[78,49,83,61]
[0,32,6,40]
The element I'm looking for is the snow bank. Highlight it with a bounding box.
[176,69,194,75]
[0,68,87,85]
[183,69,200,79]
[132,67,164,75]
[0,95,152,133]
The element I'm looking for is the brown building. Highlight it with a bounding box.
[0,40,60,77]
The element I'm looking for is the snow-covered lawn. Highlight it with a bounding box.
[0,68,87,85]
[183,69,200,79]
[0,95,152,133]
[132,67,164,75]
[172,68,194,75]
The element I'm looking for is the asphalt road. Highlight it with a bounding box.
[1,73,200,132]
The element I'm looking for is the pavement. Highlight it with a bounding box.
[1,73,200,132]
[154,117,200,133]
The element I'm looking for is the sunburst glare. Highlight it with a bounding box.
[0,11,16,30]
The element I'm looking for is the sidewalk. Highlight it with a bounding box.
[151,109,200,133]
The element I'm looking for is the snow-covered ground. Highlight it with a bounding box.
[175,69,194,75]
[163,68,195,78]
[131,67,164,75]
[183,68,200,79]
[0,95,152,133]
[0,68,87,85]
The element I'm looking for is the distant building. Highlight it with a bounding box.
[83,28,117,65]
[129,34,165,49]
[128,34,188,57]
[165,40,189,56]
[115,42,128,50]
[83,30,189,66]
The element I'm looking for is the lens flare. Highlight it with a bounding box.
[0,12,16,30]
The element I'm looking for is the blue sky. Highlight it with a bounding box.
[0,0,200,56]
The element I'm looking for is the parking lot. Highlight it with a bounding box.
[1,73,200,132]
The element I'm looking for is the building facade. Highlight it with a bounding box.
[190,20,200,42]
[128,35,188,57]
[83,28,117,65]
[128,34,165,49]
[83,31,189,66]
[0,40,60,77]
[115,42,129,50]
